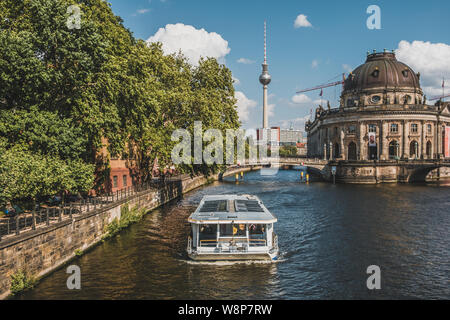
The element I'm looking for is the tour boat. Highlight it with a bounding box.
[187,195,279,261]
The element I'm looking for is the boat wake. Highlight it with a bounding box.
[179,252,288,266]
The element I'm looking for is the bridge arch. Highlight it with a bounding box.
[407,165,442,182]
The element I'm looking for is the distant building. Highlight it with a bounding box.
[280,129,304,146]
[296,142,307,156]
[306,51,450,161]
[98,138,135,193]
[257,127,280,146]
[305,50,450,182]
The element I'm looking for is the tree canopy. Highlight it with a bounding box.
[0,0,240,205]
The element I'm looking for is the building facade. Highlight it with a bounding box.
[306,51,450,163]
[280,129,304,146]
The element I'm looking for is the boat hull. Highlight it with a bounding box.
[188,251,278,261]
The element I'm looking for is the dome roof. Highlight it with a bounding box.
[343,52,422,94]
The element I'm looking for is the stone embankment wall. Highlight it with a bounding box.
[0,167,260,299]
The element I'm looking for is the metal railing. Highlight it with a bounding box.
[0,178,181,242]
[0,164,265,243]
[198,238,267,248]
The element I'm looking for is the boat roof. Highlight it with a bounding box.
[188,194,277,224]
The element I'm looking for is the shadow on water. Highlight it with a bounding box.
[15,170,450,300]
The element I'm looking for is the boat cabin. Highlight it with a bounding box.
[187,195,278,260]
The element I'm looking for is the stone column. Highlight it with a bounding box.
[402,120,407,159]
[323,143,327,160]
[329,142,333,160]
[359,122,366,160]
[340,128,345,159]
[379,120,384,160]
[420,120,425,159]
[436,120,442,158]
[434,120,438,159]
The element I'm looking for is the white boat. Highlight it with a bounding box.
[187,195,279,261]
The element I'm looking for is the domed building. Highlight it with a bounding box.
[306,50,450,182]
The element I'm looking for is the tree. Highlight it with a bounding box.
[0,0,241,205]
[0,146,94,205]
[0,0,132,201]
[279,145,298,158]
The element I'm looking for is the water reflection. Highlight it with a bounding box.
[16,170,450,300]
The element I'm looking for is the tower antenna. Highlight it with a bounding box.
[264,20,267,64]
[259,21,272,129]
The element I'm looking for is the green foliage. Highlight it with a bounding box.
[279,145,298,158]
[74,249,83,257]
[0,0,240,205]
[103,204,145,240]
[0,0,129,204]
[0,146,94,205]
[10,269,35,295]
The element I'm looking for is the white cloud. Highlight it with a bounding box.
[235,91,257,122]
[294,14,312,28]
[132,8,150,16]
[237,58,255,64]
[146,23,231,66]
[267,103,275,118]
[311,59,319,68]
[396,40,450,98]
[291,94,312,104]
[232,77,240,86]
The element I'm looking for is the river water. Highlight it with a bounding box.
[17,170,450,299]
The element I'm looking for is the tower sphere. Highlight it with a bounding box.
[259,72,272,86]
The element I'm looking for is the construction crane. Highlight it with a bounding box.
[429,94,450,101]
[296,73,346,94]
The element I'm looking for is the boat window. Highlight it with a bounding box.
[199,224,217,241]
[220,224,246,237]
[249,224,266,235]
[200,200,228,212]
[249,224,267,245]
[234,200,264,212]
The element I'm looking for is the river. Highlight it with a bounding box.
[16,170,450,299]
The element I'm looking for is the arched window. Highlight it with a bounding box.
[348,142,357,160]
[410,140,419,158]
[334,143,340,158]
[426,141,432,159]
[389,140,399,159]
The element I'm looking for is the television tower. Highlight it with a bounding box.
[259,21,272,129]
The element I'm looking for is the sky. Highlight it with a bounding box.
[107,0,450,131]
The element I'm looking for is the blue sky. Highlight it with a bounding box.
[108,0,450,130]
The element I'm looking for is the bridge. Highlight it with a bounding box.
[220,158,450,183]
